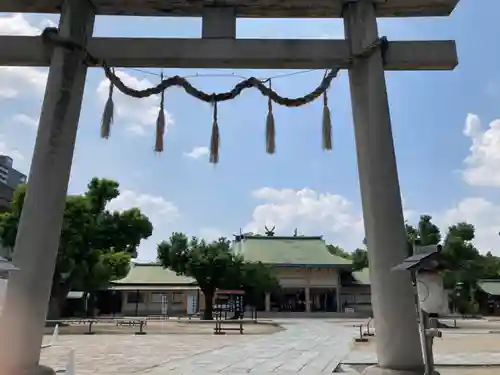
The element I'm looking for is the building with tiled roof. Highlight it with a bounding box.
[99,231,373,317]
[232,233,355,312]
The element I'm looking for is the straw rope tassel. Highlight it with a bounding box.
[322,91,332,151]
[266,80,276,154]
[100,69,115,139]
[155,74,166,153]
[209,100,220,164]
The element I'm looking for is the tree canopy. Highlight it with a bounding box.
[157,233,278,320]
[0,178,153,317]
[327,244,368,271]
[329,215,500,314]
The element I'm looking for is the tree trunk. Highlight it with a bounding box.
[86,291,97,317]
[46,282,70,320]
[202,291,214,320]
[47,297,61,321]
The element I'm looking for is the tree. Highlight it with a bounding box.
[360,214,500,313]
[327,244,352,260]
[239,261,279,306]
[351,248,368,271]
[405,222,418,255]
[417,215,441,246]
[157,233,277,320]
[0,178,153,318]
[158,234,237,320]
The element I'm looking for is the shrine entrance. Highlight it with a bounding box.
[0,1,460,374]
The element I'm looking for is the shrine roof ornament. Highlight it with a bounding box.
[42,27,388,164]
[0,0,459,18]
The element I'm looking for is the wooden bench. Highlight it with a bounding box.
[46,318,147,334]
[353,323,368,342]
[115,318,147,334]
[214,319,244,335]
[46,318,99,334]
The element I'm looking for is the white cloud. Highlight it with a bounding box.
[39,19,57,29]
[0,13,57,36]
[107,190,179,220]
[12,114,38,128]
[97,70,174,137]
[107,190,180,261]
[184,146,209,160]
[243,186,500,255]
[435,197,500,256]
[0,135,24,161]
[244,187,365,250]
[0,15,48,99]
[0,13,40,35]
[0,67,48,99]
[462,114,500,187]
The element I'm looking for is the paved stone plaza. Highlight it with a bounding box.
[40,319,500,374]
[342,322,500,368]
[40,320,361,375]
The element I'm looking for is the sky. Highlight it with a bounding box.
[1,0,500,261]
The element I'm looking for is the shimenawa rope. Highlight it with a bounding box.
[41,27,388,164]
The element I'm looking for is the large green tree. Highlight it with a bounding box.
[405,216,500,313]
[157,233,277,320]
[327,244,352,260]
[0,178,153,318]
[351,248,369,271]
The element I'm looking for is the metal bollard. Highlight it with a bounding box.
[84,320,95,335]
[364,319,375,337]
[135,320,147,335]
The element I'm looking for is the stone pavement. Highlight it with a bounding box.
[40,319,362,375]
[342,351,500,366]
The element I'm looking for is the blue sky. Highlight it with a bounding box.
[2,0,500,261]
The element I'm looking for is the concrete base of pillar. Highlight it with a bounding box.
[363,365,439,375]
[34,365,57,375]
[11,365,57,375]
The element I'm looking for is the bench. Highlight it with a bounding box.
[353,323,369,342]
[116,318,148,334]
[46,318,147,335]
[363,318,375,336]
[214,319,244,335]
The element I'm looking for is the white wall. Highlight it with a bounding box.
[417,272,450,315]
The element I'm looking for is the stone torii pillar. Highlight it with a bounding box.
[0,1,95,374]
[344,1,424,373]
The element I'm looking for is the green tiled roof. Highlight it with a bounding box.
[478,280,500,296]
[112,263,196,285]
[233,236,352,267]
[352,268,370,285]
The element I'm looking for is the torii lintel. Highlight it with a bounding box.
[0,0,459,17]
[0,37,458,70]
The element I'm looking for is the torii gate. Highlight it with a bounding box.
[0,0,458,374]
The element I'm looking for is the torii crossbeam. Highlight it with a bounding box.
[0,1,459,375]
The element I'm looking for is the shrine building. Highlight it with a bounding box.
[94,230,371,317]
[232,232,370,313]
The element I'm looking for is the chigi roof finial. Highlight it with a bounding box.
[264,225,276,237]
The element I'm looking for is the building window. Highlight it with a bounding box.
[127,291,144,304]
[171,292,183,303]
[151,292,166,303]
